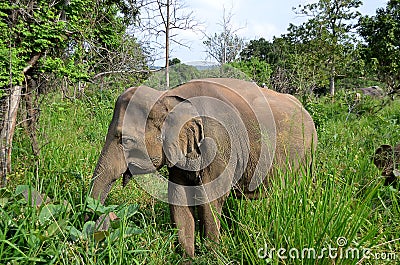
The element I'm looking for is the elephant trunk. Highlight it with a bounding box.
[91,140,127,204]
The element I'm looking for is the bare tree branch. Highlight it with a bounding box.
[203,7,245,65]
[133,0,200,88]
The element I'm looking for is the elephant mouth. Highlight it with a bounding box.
[122,168,132,187]
[122,162,157,187]
[127,162,155,175]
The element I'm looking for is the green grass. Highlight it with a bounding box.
[1,88,400,264]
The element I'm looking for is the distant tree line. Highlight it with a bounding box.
[222,0,400,97]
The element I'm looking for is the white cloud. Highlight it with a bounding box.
[191,0,237,11]
[242,22,280,40]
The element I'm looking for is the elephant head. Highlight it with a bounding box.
[90,85,211,204]
[373,144,400,185]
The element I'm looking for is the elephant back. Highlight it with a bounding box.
[167,78,317,197]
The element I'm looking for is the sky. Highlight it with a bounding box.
[154,0,388,65]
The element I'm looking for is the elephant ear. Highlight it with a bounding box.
[161,96,206,170]
[374,144,394,174]
[177,116,204,162]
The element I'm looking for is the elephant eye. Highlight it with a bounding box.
[115,131,122,139]
[115,127,122,139]
[122,137,137,148]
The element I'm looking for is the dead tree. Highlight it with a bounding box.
[1,53,41,187]
[203,7,245,65]
[136,0,199,89]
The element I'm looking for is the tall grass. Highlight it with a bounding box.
[1,89,399,264]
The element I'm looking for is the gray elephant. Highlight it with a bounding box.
[374,144,400,185]
[90,78,317,257]
[356,86,384,97]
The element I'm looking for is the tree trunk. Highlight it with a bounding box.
[329,65,335,96]
[0,86,22,187]
[0,53,41,187]
[23,76,40,156]
[165,0,170,90]
[329,76,335,96]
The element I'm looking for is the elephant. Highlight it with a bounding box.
[90,78,317,257]
[356,86,384,98]
[373,144,400,185]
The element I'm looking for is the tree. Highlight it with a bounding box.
[145,62,200,89]
[240,38,281,67]
[203,7,245,65]
[229,58,272,86]
[169,57,181,66]
[0,0,145,187]
[136,0,198,89]
[287,0,362,96]
[238,36,321,94]
[0,0,67,187]
[359,0,400,93]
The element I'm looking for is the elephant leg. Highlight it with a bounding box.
[168,167,197,257]
[198,197,225,245]
[170,204,195,257]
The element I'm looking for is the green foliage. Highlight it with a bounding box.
[240,37,291,71]
[198,64,251,82]
[0,3,27,86]
[145,63,252,90]
[229,57,272,86]
[238,35,369,95]
[0,1,69,86]
[0,89,6,98]
[359,0,400,90]
[303,97,330,129]
[0,184,143,263]
[240,38,277,63]
[169,58,181,66]
[0,0,145,88]
[304,90,392,131]
[239,37,315,93]
[144,63,201,89]
[237,1,394,96]
[285,0,362,95]
[290,0,362,39]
